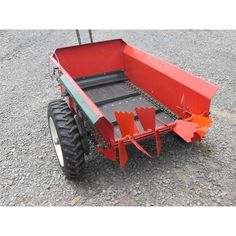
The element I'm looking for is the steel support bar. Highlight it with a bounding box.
[75,30,82,45]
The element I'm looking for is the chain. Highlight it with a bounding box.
[125,81,178,120]
[74,81,178,147]
[79,109,105,146]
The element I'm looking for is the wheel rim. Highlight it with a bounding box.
[49,117,64,167]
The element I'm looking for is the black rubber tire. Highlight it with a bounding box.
[48,99,86,179]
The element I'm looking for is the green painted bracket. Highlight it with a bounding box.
[59,76,100,124]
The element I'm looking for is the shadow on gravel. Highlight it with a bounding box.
[66,133,213,189]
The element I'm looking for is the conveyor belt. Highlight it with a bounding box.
[75,71,175,138]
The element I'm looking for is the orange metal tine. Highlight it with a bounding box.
[155,131,161,157]
[191,115,212,137]
[129,136,152,158]
[135,107,161,156]
[191,114,212,127]
[135,107,156,131]
[118,140,129,169]
[115,111,152,169]
[114,111,136,137]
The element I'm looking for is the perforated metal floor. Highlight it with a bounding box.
[76,71,175,138]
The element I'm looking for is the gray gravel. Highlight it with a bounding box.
[0,30,235,206]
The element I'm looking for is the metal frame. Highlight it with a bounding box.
[50,38,218,169]
[76,30,93,45]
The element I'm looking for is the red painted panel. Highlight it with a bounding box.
[123,45,218,118]
[53,39,126,79]
[51,38,218,162]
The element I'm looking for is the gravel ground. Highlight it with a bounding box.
[0,30,235,206]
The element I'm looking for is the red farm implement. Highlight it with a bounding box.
[48,32,218,179]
